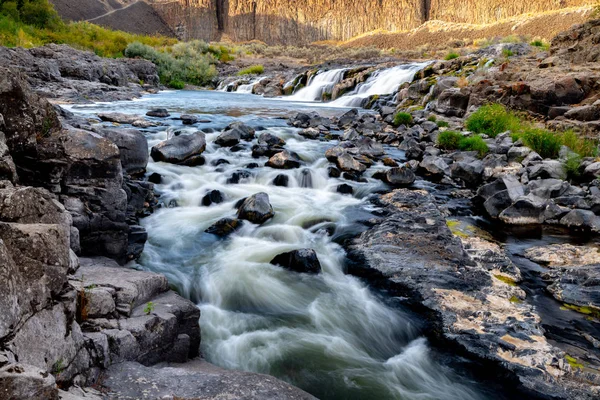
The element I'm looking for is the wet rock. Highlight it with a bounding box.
[205,218,242,237]
[227,170,252,184]
[94,128,148,176]
[180,115,198,125]
[270,249,321,274]
[265,151,301,169]
[299,128,320,139]
[150,132,206,165]
[148,173,162,184]
[419,156,450,179]
[450,160,484,187]
[401,138,424,160]
[499,194,547,225]
[146,108,170,118]
[215,129,241,147]
[382,157,399,167]
[201,190,224,206]
[273,174,289,187]
[434,88,471,117]
[528,160,567,180]
[328,167,341,178]
[560,209,600,232]
[98,112,140,125]
[101,360,316,400]
[337,184,353,194]
[237,192,274,225]
[258,132,285,147]
[338,108,358,128]
[385,166,416,187]
[335,153,367,174]
[584,162,600,179]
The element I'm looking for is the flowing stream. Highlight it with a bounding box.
[68,90,493,400]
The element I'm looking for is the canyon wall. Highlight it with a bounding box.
[147,0,596,44]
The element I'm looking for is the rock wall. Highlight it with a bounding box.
[148,0,595,44]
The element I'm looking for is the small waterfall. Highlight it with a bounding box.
[288,69,346,101]
[236,79,261,94]
[331,62,430,107]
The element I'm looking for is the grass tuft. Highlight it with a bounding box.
[237,64,265,76]
[438,131,463,150]
[445,51,460,60]
[459,135,489,157]
[466,104,521,138]
[393,112,413,127]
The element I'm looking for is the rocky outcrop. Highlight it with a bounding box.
[349,189,599,399]
[0,45,159,103]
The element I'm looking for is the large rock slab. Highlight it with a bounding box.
[94,128,149,176]
[151,132,206,166]
[101,360,316,400]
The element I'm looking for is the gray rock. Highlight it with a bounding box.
[270,249,322,274]
[299,128,320,139]
[101,360,316,400]
[335,153,367,174]
[151,132,206,165]
[237,193,275,225]
[560,209,600,232]
[146,108,170,118]
[419,156,450,179]
[98,113,140,125]
[94,128,148,175]
[499,195,547,225]
[522,151,543,167]
[180,114,198,125]
[450,160,483,187]
[507,146,531,163]
[434,88,471,117]
[528,160,567,180]
[266,151,301,169]
[258,132,285,147]
[584,162,600,179]
[0,364,58,400]
[385,166,416,187]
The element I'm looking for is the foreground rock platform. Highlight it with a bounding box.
[349,188,600,399]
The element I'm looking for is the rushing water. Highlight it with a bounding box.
[288,68,347,102]
[68,90,490,400]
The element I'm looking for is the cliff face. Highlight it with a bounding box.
[148,0,595,44]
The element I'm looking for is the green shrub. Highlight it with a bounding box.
[427,115,437,122]
[518,128,562,159]
[502,49,514,58]
[438,131,463,150]
[237,64,264,76]
[530,39,549,50]
[466,104,521,138]
[565,154,583,179]
[393,112,413,127]
[168,80,185,89]
[459,135,489,158]
[445,51,460,60]
[436,120,450,128]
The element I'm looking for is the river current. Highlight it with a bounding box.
[69,90,491,400]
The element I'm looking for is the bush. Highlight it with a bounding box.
[445,51,460,60]
[466,104,521,138]
[427,115,437,122]
[168,80,185,89]
[565,154,583,179]
[560,130,597,158]
[502,49,514,58]
[237,65,264,76]
[438,131,463,150]
[436,120,450,128]
[393,112,413,127]
[530,39,549,50]
[518,128,562,159]
[459,135,489,158]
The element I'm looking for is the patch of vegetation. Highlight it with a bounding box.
[530,39,550,51]
[168,79,185,90]
[493,274,518,287]
[446,220,469,238]
[437,130,463,150]
[509,296,523,304]
[516,128,562,159]
[427,115,437,122]
[502,48,514,58]
[560,129,597,158]
[445,51,460,60]
[562,303,600,320]
[144,301,155,315]
[565,355,584,371]
[237,64,264,76]
[52,359,65,375]
[125,41,218,87]
[466,104,521,138]
[238,42,382,64]
[459,135,489,158]
[436,120,450,128]
[392,112,413,127]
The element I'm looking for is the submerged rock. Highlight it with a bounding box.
[270,249,322,274]
[201,190,224,206]
[205,218,242,237]
[237,192,274,225]
[146,108,170,118]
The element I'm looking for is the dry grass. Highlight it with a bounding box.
[342,6,595,51]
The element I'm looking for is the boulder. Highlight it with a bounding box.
[336,184,353,194]
[419,156,450,179]
[98,113,140,125]
[273,174,289,187]
[450,160,483,187]
[335,153,367,174]
[205,218,242,237]
[201,190,224,206]
[265,151,301,169]
[507,146,531,163]
[560,209,600,232]
[95,128,149,176]
[528,160,567,180]
[499,195,547,225]
[338,108,358,128]
[237,193,274,225]
[215,130,241,147]
[525,244,600,267]
[385,166,416,187]
[270,249,321,274]
[299,127,320,139]
[258,132,285,147]
[0,364,58,400]
[434,88,471,117]
[180,115,198,125]
[146,109,170,118]
[150,132,206,165]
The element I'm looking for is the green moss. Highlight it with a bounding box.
[509,296,523,304]
[428,115,437,122]
[562,303,600,320]
[494,274,517,287]
[365,94,380,109]
[393,112,413,127]
[436,120,450,128]
[446,220,469,238]
[565,355,584,370]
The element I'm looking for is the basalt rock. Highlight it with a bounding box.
[384,166,416,187]
[94,128,149,176]
[265,151,301,169]
[146,108,170,118]
[201,190,224,206]
[151,132,207,166]
[237,192,275,225]
[270,249,322,274]
[205,218,242,237]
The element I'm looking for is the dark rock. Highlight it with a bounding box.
[95,128,149,176]
[450,160,484,187]
[560,209,600,232]
[246,163,260,169]
[273,174,289,187]
[336,184,353,194]
[419,156,450,179]
[338,108,358,128]
[265,151,301,169]
[258,132,285,147]
[146,108,170,118]
[201,190,224,206]
[227,170,252,184]
[151,132,206,165]
[215,129,241,147]
[205,218,242,237]
[148,173,162,184]
[328,167,341,178]
[237,193,274,225]
[180,115,198,125]
[499,195,547,225]
[385,166,416,187]
[528,160,566,180]
[270,249,321,274]
[335,153,367,174]
[434,88,471,117]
